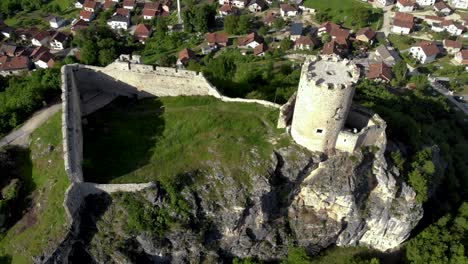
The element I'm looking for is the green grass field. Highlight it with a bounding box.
[0,113,69,264]
[388,34,416,51]
[83,96,290,187]
[305,0,383,30]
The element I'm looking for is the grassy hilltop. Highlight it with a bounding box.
[83,96,290,187]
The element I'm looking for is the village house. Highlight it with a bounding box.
[123,0,136,10]
[75,0,85,8]
[83,0,99,12]
[248,0,267,12]
[264,12,277,26]
[107,14,130,30]
[115,8,131,17]
[206,32,229,48]
[377,0,395,6]
[434,1,453,15]
[318,22,350,39]
[80,10,96,22]
[410,41,440,64]
[424,15,445,25]
[143,2,159,19]
[49,32,69,50]
[177,48,197,67]
[450,0,468,9]
[102,0,116,10]
[322,41,340,56]
[134,24,152,43]
[238,32,263,48]
[392,12,414,34]
[0,44,18,57]
[49,17,66,29]
[416,0,436,6]
[71,19,89,34]
[356,27,376,43]
[0,56,31,76]
[218,4,237,16]
[280,4,299,17]
[397,0,415,12]
[232,0,250,8]
[31,31,51,47]
[253,43,268,56]
[454,50,468,64]
[289,23,303,41]
[374,45,400,66]
[34,51,55,69]
[432,20,465,35]
[294,35,318,50]
[367,62,393,82]
[442,39,462,54]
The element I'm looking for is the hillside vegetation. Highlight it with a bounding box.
[0,112,69,264]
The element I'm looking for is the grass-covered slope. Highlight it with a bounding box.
[0,112,69,264]
[83,96,289,186]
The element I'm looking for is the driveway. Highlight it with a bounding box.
[0,102,62,148]
[380,5,394,36]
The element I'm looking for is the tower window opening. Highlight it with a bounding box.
[326,70,336,76]
[316,129,323,133]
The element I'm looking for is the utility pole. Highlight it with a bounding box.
[177,0,182,24]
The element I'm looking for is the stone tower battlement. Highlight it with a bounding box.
[291,55,360,153]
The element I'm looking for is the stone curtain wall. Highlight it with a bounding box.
[61,65,84,183]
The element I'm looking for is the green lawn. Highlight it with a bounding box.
[388,34,416,51]
[83,96,290,188]
[0,113,70,264]
[305,0,383,30]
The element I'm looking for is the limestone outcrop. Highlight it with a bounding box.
[62,139,422,263]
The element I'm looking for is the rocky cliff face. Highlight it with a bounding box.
[73,132,422,263]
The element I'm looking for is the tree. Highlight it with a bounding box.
[410,74,429,92]
[392,60,408,87]
[321,33,331,43]
[237,15,251,34]
[272,17,286,30]
[224,15,239,34]
[350,6,371,28]
[280,38,292,52]
[183,4,216,33]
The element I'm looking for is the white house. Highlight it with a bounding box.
[107,15,130,30]
[378,0,395,6]
[238,32,263,48]
[410,41,440,64]
[454,50,468,64]
[443,39,462,54]
[391,12,414,34]
[31,32,50,47]
[280,4,298,17]
[416,0,435,6]
[49,17,66,29]
[232,0,249,8]
[443,20,465,35]
[74,0,85,8]
[49,32,68,50]
[397,0,415,12]
[434,1,452,14]
[450,0,468,9]
[248,0,267,12]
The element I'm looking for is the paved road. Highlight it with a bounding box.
[430,82,468,116]
[381,5,393,37]
[0,102,62,148]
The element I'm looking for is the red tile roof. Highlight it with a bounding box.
[458,49,468,60]
[143,9,157,17]
[33,31,50,41]
[123,0,136,7]
[280,4,298,12]
[443,39,462,49]
[394,12,414,29]
[103,0,116,9]
[322,41,339,55]
[356,27,376,40]
[178,48,196,61]
[425,15,445,22]
[434,1,451,11]
[294,35,315,46]
[80,10,95,20]
[116,8,130,17]
[415,41,440,57]
[238,32,263,46]
[398,0,414,7]
[83,0,98,9]
[134,23,152,38]
[253,43,268,55]
[219,4,234,12]
[206,32,228,44]
[0,55,30,71]
[367,62,393,82]
[72,19,89,32]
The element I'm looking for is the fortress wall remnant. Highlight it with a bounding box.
[61,65,84,183]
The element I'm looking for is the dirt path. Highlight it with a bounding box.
[0,103,62,148]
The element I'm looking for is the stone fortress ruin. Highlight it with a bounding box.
[48,54,391,262]
[278,55,386,153]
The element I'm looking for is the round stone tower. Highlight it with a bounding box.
[290,55,360,153]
